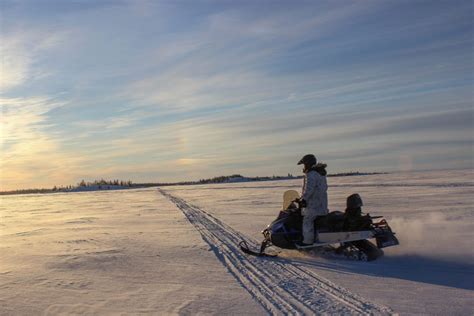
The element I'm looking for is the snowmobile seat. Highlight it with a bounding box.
[314,211,345,232]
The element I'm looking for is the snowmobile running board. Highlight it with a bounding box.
[295,230,375,249]
[295,242,331,249]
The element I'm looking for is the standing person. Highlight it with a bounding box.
[297,154,328,246]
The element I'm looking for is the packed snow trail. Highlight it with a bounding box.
[159,189,393,315]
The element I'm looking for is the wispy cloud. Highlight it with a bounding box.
[0,27,70,92]
[0,96,88,189]
[0,1,472,189]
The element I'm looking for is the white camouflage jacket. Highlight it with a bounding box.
[301,169,328,215]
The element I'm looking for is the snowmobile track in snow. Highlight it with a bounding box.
[159,189,393,315]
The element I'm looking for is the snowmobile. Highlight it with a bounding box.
[240,190,399,261]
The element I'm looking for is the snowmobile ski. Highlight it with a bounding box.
[239,240,277,258]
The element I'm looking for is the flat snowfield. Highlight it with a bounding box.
[1,170,473,315]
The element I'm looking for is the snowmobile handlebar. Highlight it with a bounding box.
[293,198,306,208]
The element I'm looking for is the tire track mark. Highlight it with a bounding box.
[159,189,393,315]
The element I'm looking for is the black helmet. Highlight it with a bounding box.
[347,193,363,209]
[297,154,317,166]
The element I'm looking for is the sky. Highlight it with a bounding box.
[0,0,473,190]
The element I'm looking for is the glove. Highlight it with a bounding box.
[299,199,307,208]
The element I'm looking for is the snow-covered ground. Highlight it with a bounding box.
[1,170,473,315]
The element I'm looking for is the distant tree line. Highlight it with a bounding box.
[0,188,55,195]
[74,179,133,188]
[1,179,133,195]
[327,171,387,177]
[0,172,385,195]
[141,173,299,187]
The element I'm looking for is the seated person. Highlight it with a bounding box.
[344,193,366,230]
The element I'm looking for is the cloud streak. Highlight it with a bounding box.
[0,1,472,189]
